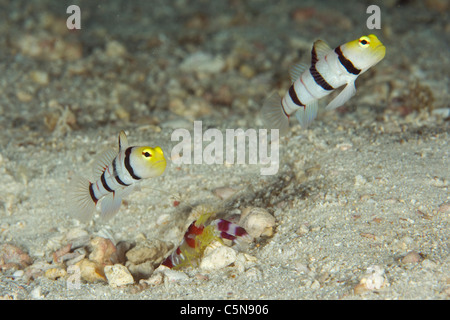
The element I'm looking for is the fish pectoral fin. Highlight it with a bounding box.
[262,92,291,136]
[115,184,136,199]
[100,192,123,221]
[289,63,308,83]
[325,82,356,111]
[118,130,129,151]
[294,100,318,129]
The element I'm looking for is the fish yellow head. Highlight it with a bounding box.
[129,146,167,179]
[341,34,385,74]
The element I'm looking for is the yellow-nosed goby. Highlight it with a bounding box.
[68,131,167,222]
[263,34,386,135]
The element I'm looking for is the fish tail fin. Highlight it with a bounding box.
[262,93,290,136]
[66,176,97,222]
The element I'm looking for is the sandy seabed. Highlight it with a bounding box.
[0,0,449,300]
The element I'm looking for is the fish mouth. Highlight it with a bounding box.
[152,160,166,166]
[152,160,167,172]
[373,44,386,60]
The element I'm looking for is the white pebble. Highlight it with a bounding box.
[104,264,134,288]
[310,280,321,290]
[180,52,225,74]
[30,286,44,299]
[239,207,275,238]
[105,40,127,58]
[140,272,163,287]
[161,268,189,282]
[421,259,437,269]
[200,244,237,271]
[213,187,237,200]
[358,265,388,291]
[12,270,24,279]
[354,175,367,186]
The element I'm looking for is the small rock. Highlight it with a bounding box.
[200,243,237,271]
[30,286,44,299]
[125,239,172,265]
[0,244,32,271]
[12,270,24,279]
[111,241,133,265]
[140,271,164,286]
[126,260,154,281]
[421,259,437,269]
[296,224,310,236]
[169,97,212,119]
[105,40,127,58]
[53,243,72,263]
[23,261,51,281]
[239,64,255,79]
[354,175,367,186]
[104,264,134,288]
[293,260,310,274]
[401,251,422,264]
[14,33,82,61]
[76,259,106,283]
[239,207,275,238]
[65,251,85,266]
[114,106,130,121]
[89,237,116,265]
[310,280,321,290]
[353,282,370,295]
[180,52,225,74]
[213,187,238,200]
[355,265,388,294]
[29,70,49,85]
[245,266,262,280]
[233,253,258,273]
[65,228,89,249]
[438,202,450,213]
[160,267,189,282]
[210,85,233,106]
[44,267,67,280]
[16,90,34,102]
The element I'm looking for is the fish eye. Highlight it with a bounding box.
[359,36,370,47]
[142,150,152,158]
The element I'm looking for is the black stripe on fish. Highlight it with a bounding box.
[124,147,141,181]
[100,171,114,193]
[113,157,130,186]
[309,65,334,91]
[335,46,361,75]
[288,85,305,107]
[89,183,98,204]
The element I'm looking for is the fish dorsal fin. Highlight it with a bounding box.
[118,130,129,150]
[289,63,308,83]
[92,148,117,178]
[311,40,332,65]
